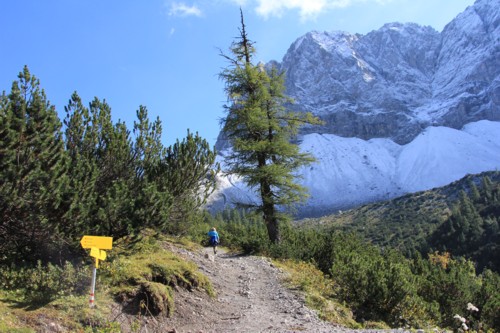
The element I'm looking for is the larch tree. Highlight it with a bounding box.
[219,11,322,243]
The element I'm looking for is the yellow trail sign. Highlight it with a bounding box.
[80,236,113,250]
[90,247,107,261]
[90,247,107,268]
[81,236,113,306]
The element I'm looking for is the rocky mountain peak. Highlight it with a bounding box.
[230,0,499,146]
[210,0,500,217]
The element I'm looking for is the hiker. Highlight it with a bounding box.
[208,227,220,254]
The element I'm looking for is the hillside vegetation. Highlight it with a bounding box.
[203,205,500,331]
[1,68,499,332]
[298,171,500,273]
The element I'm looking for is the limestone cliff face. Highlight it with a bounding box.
[435,0,500,129]
[216,0,499,149]
[210,0,500,216]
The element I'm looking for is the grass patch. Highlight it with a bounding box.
[274,259,361,329]
[0,293,35,333]
[0,232,214,332]
[0,290,117,332]
[100,232,214,317]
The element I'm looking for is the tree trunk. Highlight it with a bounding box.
[258,151,281,243]
[264,212,281,244]
[261,182,281,243]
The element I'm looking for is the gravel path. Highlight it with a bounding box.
[113,245,414,333]
[154,246,414,333]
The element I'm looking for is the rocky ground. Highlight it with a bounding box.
[167,247,340,332]
[113,245,416,333]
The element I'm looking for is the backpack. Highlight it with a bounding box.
[209,236,219,246]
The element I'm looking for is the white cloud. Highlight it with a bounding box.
[169,2,203,17]
[166,0,392,20]
[226,0,249,5]
[253,0,392,20]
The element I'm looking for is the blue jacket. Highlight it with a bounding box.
[208,230,219,244]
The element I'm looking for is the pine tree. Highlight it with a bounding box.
[64,94,136,237]
[0,66,68,263]
[469,180,481,202]
[62,92,99,238]
[162,130,220,234]
[131,106,171,230]
[219,11,321,243]
[482,176,494,203]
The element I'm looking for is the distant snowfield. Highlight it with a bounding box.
[207,120,500,217]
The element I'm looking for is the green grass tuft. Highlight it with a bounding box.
[100,233,214,317]
[275,259,360,328]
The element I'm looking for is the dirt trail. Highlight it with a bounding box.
[157,246,347,333]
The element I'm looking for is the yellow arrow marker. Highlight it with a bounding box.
[90,247,107,260]
[90,247,107,268]
[82,236,113,307]
[81,236,113,250]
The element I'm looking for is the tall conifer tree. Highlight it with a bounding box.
[162,130,220,234]
[219,11,321,243]
[63,92,99,237]
[0,66,68,263]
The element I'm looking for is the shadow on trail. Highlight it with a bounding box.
[218,252,249,259]
[203,247,250,260]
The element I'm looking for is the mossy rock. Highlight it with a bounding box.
[123,280,174,317]
[149,263,205,292]
[104,235,214,317]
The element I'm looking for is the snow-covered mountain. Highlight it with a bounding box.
[209,0,500,216]
[209,120,500,216]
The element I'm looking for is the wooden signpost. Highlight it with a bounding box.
[80,235,113,307]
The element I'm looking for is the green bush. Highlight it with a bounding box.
[101,234,214,317]
[0,261,90,305]
[203,208,500,331]
[477,269,500,330]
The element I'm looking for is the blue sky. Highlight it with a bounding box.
[0,0,475,147]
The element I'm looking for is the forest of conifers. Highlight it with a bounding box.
[0,66,219,265]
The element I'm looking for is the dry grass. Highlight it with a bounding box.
[274,259,361,328]
[0,232,214,332]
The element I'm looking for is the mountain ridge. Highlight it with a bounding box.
[266,0,499,145]
[210,0,500,217]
